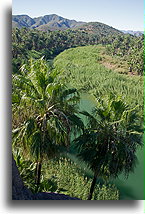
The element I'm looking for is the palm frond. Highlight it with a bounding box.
[68,114,84,131]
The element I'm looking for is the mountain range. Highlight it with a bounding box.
[12,14,86,30]
[12,14,123,35]
[12,14,143,36]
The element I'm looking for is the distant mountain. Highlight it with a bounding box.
[12,15,36,28]
[12,14,85,30]
[12,14,125,38]
[121,30,144,36]
[12,14,142,38]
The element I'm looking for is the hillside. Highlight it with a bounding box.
[74,22,123,36]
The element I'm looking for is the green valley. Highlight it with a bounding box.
[12,15,144,200]
[54,45,143,114]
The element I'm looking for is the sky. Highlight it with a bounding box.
[12,0,143,31]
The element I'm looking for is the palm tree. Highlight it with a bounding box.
[74,95,143,200]
[12,57,84,189]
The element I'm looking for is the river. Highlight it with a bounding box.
[73,93,144,200]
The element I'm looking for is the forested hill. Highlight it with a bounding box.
[12,14,122,35]
[74,22,123,37]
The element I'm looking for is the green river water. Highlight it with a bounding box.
[75,93,144,200]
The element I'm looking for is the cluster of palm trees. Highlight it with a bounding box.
[106,34,144,75]
[12,58,143,200]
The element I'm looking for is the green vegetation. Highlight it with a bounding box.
[54,46,143,115]
[12,57,83,190]
[12,27,143,75]
[74,95,142,199]
[12,22,143,200]
[105,34,144,75]
[14,152,119,200]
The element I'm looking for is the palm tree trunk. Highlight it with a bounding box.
[35,162,42,189]
[87,175,97,200]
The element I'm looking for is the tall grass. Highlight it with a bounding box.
[54,45,143,117]
[43,158,119,200]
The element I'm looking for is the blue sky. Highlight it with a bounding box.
[12,0,143,31]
